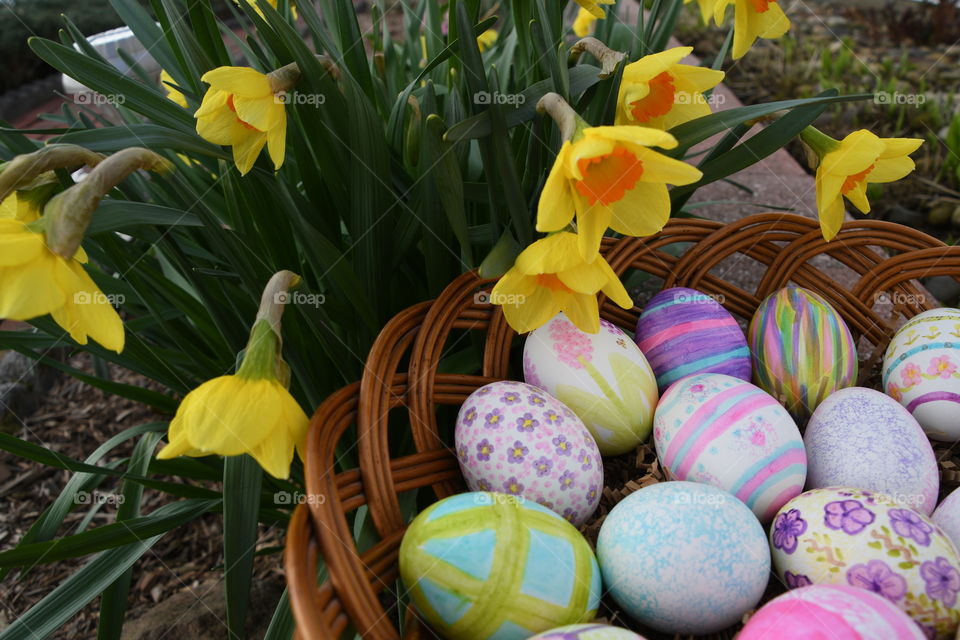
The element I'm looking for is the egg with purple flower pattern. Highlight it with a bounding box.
[771,487,960,639]
[455,381,602,525]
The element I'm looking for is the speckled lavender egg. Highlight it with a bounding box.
[932,488,960,554]
[805,388,939,515]
[455,381,602,525]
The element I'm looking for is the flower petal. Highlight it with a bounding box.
[562,292,600,334]
[607,181,671,237]
[201,67,272,97]
[537,142,576,231]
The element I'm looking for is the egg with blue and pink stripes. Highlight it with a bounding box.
[635,287,751,394]
[653,373,806,522]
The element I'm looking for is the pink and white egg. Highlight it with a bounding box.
[454,381,602,526]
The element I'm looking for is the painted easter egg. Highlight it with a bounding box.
[883,308,960,442]
[399,492,601,640]
[771,487,960,638]
[596,482,770,635]
[523,312,658,456]
[455,381,602,526]
[932,488,960,555]
[653,373,806,522]
[805,387,939,515]
[739,584,926,639]
[749,286,858,420]
[635,287,751,393]
[528,624,647,640]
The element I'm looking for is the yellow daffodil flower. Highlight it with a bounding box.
[160,69,188,108]
[714,0,790,60]
[537,126,702,261]
[684,0,718,23]
[801,127,923,241]
[573,7,599,37]
[0,219,123,351]
[492,231,632,334]
[0,193,40,223]
[573,0,615,19]
[195,66,288,175]
[477,29,498,52]
[615,46,725,130]
[157,271,308,479]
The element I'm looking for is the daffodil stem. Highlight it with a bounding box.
[236,270,301,383]
[255,269,301,333]
[266,55,340,95]
[537,92,586,143]
[0,144,104,203]
[44,147,172,258]
[568,37,626,79]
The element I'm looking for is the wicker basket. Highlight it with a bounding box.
[284,213,960,639]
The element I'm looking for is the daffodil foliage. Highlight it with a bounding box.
[0,0,889,637]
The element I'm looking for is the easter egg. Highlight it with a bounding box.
[653,373,806,522]
[739,584,926,639]
[883,308,960,441]
[770,487,960,638]
[523,312,658,455]
[932,488,960,554]
[597,482,770,635]
[455,381,602,526]
[805,387,939,515]
[635,287,751,393]
[399,492,601,640]
[749,286,858,420]
[528,624,647,640]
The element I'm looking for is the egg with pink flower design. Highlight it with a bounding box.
[883,308,960,441]
[455,381,602,525]
[771,487,960,639]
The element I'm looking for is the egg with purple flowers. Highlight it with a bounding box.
[771,487,960,639]
[455,381,602,525]
[635,287,751,394]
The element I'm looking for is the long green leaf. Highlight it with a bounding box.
[223,455,263,640]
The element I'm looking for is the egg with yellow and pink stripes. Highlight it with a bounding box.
[653,373,806,522]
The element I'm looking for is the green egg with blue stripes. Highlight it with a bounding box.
[399,492,601,640]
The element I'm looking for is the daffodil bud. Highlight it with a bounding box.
[0,144,104,203]
[43,147,172,259]
[568,37,625,79]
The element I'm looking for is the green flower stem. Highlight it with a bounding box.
[236,270,301,384]
[576,355,629,416]
[0,144,104,204]
[799,126,841,157]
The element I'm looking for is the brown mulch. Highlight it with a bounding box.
[0,354,286,638]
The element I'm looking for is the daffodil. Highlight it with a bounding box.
[492,232,632,334]
[801,127,923,241]
[684,0,718,23]
[537,125,702,261]
[714,0,790,60]
[573,0,615,19]
[0,192,39,223]
[573,7,598,37]
[477,29,498,52]
[156,271,308,479]
[160,69,188,108]
[195,66,292,175]
[615,46,725,129]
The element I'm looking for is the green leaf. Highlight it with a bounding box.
[263,589,295,640]
[50,125,229,160]
[223,455,263,640]
[88,201,203,234]
[478,229,521,279]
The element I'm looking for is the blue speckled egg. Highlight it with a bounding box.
[596,481,770,635]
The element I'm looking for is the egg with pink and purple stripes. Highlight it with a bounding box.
[635,287,751,394]
[883,308,960,442]
[653,373,806,522]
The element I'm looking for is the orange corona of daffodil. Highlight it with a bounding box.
[195,66,288,175]
[477,29,498,52]
[572,0,615,19]
[802,127,923,242]
[714,0,790,60]
[491,232,632,334]
[160,69,188,108]
[615,46,725,129]
[684,0,718,23]
[537,126,702,261]
[573,7,598,37]
[156,272,308,479]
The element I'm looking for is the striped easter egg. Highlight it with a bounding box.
[653,373,806,522]
[883,308,960,442]
[635,287,751,393]
[749,286,857,421]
